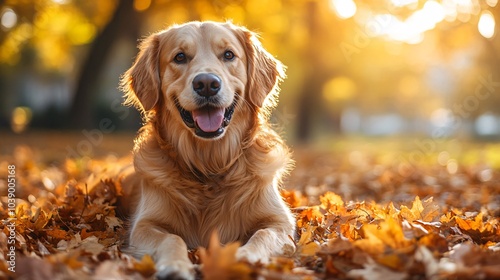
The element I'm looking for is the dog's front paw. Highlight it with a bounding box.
[235,246,267,264]
[156,260,195,280]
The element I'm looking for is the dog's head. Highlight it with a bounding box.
[121,21,285,140]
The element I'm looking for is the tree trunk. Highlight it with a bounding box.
[296,1,322,142]
[69,0,139,129]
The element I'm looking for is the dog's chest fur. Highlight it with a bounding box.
[132,125,289,249]
[136,149,270,249]
[169,172,263,248]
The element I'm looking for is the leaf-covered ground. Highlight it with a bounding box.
[1,134,500,279]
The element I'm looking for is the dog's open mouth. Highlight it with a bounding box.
[175,100,236,139]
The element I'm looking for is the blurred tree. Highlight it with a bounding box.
[69,0,140,128]
[296,1,334,141]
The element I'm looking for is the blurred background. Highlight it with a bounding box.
[0,0,499,145]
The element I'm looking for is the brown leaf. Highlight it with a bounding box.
[418,233,448,253]
[17,257,55,280]
[79,235,105,254]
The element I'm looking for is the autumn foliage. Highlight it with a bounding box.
[1,145,500,279]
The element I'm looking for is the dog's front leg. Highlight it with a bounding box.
[130,220,195,280]
[236,226,295,264]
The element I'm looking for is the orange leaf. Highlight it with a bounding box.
[400,196,439,223]
[320,192,344,210]
[133,254,156,278]
[46,228,68,240]
[455,216,472,231]
[355,217,413,255]
[297,229,321,257]
[298,206,324,226]
[81,228,92,239]
[281,189,304,208]
[377,254,403,269]
[199,231,251,280]
[418,197,440,222]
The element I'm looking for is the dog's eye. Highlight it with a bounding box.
[223,50,235,61]
[174,52,187,64]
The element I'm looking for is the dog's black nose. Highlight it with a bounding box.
[192,73,221,97]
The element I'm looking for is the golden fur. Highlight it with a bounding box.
[120,21,295,279]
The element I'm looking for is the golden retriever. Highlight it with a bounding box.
[120,21,295,279]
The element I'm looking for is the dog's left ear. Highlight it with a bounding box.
[120,34,161,114]
[235,27,286,108]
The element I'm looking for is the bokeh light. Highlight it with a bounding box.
[478,10,496,38]
[486,0,498,7]
[323,76,357,103]
[331,0,357,19]
[134,0,151,12]
[1,8,17,29]
[11,107,33,133]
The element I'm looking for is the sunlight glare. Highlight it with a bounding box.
[406,1,445,32]
[365,1,446,44]
[423,1,446,23]
[390,0,418,8]
[478,10,495,38]
[442,0,458,21]
[1,8,17,29]
[331,0,357,19]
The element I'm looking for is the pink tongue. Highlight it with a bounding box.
[192,107,225,132]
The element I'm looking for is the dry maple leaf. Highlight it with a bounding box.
[296,225,321,257]
[320,191,344,210]
[355,217,414,256]
[297,206,324,227]
[400,196,440,223]
[198,231,252,280]
[280,189,304,208]
[455,212,484,231]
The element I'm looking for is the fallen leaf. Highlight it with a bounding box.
[199,231,251,280]
[400,196,440,223]
[133,254,156,278]
[79,235,105,254]
[347,257,408,280]
[320,192,344,210]
[355,217,413,255]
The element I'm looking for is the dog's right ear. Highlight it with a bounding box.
[120,34,161,114]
